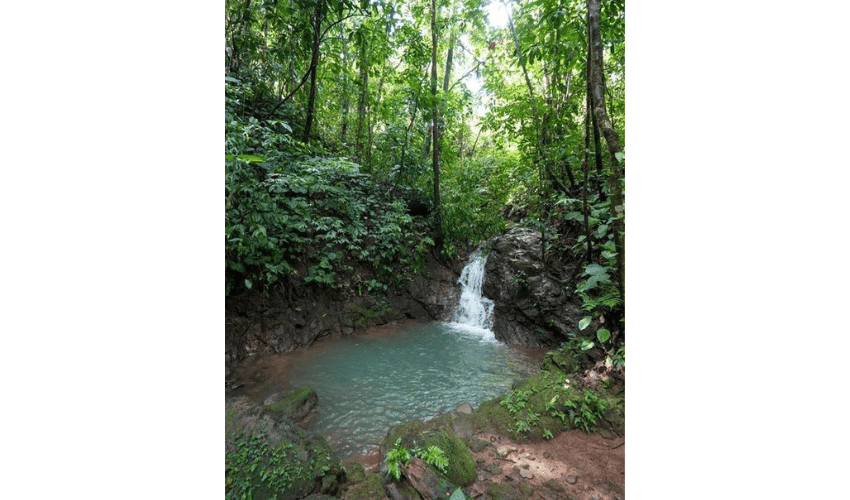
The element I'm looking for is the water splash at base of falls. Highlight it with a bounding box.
[445,249,496,342]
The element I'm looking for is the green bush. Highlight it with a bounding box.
[225,81,430,297]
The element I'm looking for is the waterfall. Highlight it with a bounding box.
[447,249,496,341]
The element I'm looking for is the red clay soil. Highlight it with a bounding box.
[349,428,624,500]
[465,430,624,500]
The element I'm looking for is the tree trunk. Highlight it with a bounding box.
[430,0,441,232]
[582,81,593,266]
[587,63,605,201]
[355,30,369,156]
[339,22,350,144]
[397,99,419,185]
[228,0,253,75]
[302,1,324,143]
[588,0,625,297]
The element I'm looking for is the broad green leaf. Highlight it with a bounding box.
[594,224,609,239]
[578,316,592,330]
[585,263,609,276]
[615,151,624,163]
[449,487,466,500]
[245,279,252,289]
[580,340,594,351]
[596,328,610,343]
[225,154,266,163]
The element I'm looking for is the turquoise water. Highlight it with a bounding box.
[234,321,545,458]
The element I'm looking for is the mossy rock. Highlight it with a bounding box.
[264,386,317,427]
[383,421,476,487]
[486,482,520,500]
[470,398,514,436]
[468,369,628,441]
[225,396,344,500]
[421,431,476,487]
[343,461,366,485]
[345,473,384,500]
[343,296,400,327]
[541,350,575,374]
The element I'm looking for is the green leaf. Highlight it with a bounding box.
[449,487,466,500]
[225,153,266,163]
[245,279,252,289]
[585,263,609,276]
[615,151,624,163]
[578,316,592,330]
[580,339,594,351]
[596,328,611,343]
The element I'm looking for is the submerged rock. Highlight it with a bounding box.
[483,225,584,346]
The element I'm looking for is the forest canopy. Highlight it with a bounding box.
[224,0,625,331]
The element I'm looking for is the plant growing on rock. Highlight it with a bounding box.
[225,432,309,500]
[385,438,449,482]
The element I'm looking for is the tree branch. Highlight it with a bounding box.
[270,11,363,113]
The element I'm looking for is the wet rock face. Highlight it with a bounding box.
[483,226,583,346]
[225,250,460,364]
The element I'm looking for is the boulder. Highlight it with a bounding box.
[382,422,476,487]
[264,386,318,428]
[483,225,584,346]
[404,253,460,320]
[225,396,346,500]
[403,457,458,500]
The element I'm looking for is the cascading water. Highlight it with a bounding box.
[229,251,550,459]
[446,249,496,341]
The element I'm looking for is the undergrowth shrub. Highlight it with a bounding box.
[225,84,430,296]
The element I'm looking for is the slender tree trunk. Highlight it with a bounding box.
[469,126,482,157]
[423,62,432,156]
[339,22,350,144]
[229,0,253,75]
[397,99,419,183]
[588,0,625,297]
[302,1,324,143]
[588,72,606,201]
[504,2,546,195]
[582,82,593,266]
[355,31,369,156]
[430,0,441,232]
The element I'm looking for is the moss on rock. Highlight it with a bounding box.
[225,396,344,500]
[486,482,519,500]
[342,461,366,485]
[382,420,476,487]
[541,349,575,374]
[421,431,476,487]
[345,473,384,500]
[266,387,316,416]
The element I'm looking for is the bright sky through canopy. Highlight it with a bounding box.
[485,1,510,30]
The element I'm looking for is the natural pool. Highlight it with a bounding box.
[228,250,548,459]
[229,320,547,459]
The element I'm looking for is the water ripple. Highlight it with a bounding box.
[262,322,542,459]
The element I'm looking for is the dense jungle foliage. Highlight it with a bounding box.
[225,0,625,335]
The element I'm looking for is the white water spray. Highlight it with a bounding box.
[447,249,496,341]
